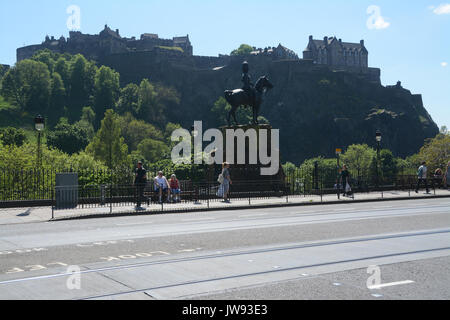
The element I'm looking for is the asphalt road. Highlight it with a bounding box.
[0,198,449,300]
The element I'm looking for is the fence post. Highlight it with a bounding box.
[51,186,54,220]
[207,182,210,209]
[110,184,112,214]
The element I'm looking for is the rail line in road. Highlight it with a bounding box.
[1,228,449,286]
[78,246,450,300]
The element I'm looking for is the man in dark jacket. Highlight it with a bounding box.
[134,161,147,209]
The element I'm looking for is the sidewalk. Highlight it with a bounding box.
[0,189,449,225]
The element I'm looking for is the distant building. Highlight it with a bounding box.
[250,44,299,60]
[16,25,193,62]
[303,36,368,68]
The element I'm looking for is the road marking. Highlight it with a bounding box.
[182,218,216,222]
[368,280,414,290]
[239,214,267,218]
[115,222,154,226]
[0,248,48,255]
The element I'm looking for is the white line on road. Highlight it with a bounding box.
[239,214,268,218]
[368,280,414,290]
[181,218,216,222]
[115,222,154,226]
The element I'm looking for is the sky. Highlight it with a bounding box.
[0,0,449,129]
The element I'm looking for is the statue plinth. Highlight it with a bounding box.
[218,124,285,189]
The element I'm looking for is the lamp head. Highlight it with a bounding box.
[35,115,45,131]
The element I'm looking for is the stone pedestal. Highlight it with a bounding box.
[218,124,286,192]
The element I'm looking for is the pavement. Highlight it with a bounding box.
[0,189,449,225]
[0,197,449,300]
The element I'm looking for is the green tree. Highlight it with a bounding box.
[1,59,51,113]
[86,109,129,168]
[417,132,450,171]
[118,113,165,151]
[137,138,170,163]
[341,144,376,179]
[0,127,27,147]
[46,118,90,155]
[68,54,97,122]
[93,66,120,126]
[137,79,166,126]
[75,106,96,140]
[117,83,139,115]
[48,72,66,126]
[231,44,254,56]
[31,49,58,73]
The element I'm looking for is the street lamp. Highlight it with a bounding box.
[34,115,45,168]
[190,125,201,205]
[375,130,382,188]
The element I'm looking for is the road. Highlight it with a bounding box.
[0,198,449,300]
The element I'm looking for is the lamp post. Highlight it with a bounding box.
[34,115,45,168]
[190,125,200,204]
[376,130,382,189]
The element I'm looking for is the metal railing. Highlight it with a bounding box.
[0,166,446,209]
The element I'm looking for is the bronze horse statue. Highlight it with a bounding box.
[224,76,274,126]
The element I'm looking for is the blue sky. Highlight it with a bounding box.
[1,0,449,129]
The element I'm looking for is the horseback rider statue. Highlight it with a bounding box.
[241,61,255,107]
[224,61,274,126]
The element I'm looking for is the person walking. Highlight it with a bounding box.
[340,164,351,197]
[445,161,450,190]
[217,162,232,203]
[134,161,147,209]
[415,162,430,194]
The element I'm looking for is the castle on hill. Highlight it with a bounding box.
[17,26,369,70]
[17,25,193,62]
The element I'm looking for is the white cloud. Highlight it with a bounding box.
[442,62,448,67]
[367,5,391,30]
[433,3,450,14]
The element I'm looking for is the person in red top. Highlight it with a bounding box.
[169,174,181,203]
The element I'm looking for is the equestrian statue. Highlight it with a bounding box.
[224,61,274,126]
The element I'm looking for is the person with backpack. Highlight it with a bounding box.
[415,162,430,194]
[217,162,232,203]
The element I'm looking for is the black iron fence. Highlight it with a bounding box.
[0,166,446,209]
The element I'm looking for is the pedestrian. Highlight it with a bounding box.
[217,162,232,203]
[134,161,147,209]
[445,161,450,190]
[434,168,444,189]
[154,171,170,203]
[415,162,430,194]
[169,174,181,203]
[340,164,352,197]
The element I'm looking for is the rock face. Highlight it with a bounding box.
[101,52,438,164]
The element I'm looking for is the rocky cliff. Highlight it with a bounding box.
[101,52,439,164]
